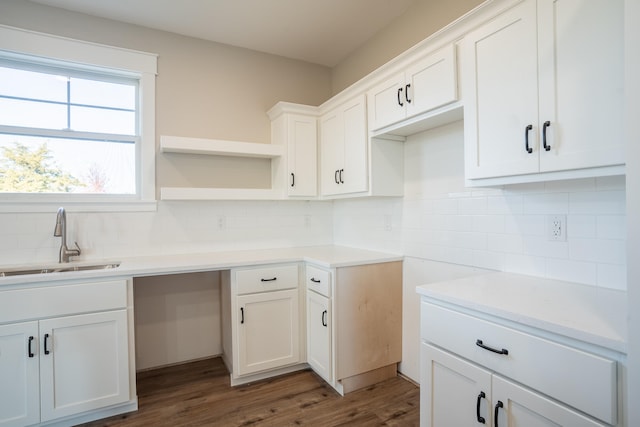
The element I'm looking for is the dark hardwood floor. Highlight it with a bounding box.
[78,358,420,426]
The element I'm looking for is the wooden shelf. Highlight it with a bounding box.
[160,187,283,201]
[160,135,284,158]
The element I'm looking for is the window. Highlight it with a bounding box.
[0,25,157,212]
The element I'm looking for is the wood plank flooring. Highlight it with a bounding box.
[78,358,419,426]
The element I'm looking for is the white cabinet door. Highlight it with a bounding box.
[537,0,624,172]
[320,108,344,196]
[306,290,331,382]
[0,322,40,427]
[341,96,368,194]
[287,114,317,197]
[367,71,406,131]
[405,44,458,120]
[236,289,300,376]
[39,310,130,422]
[320,95,368,196]
[421,343,492,427]
[463,0,540,179]
[492,375,606,427]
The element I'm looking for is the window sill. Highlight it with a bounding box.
[0,197,157,213]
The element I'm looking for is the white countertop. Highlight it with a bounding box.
[417,272,627,353]
[0,245,403,287]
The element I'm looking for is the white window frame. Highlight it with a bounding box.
[0,24,157,212]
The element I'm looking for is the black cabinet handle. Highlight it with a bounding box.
[322,310,327,327]
[397,87,404,107]
[525,124,533,153]
[240,307,244,324]
[476,339,509,355]
[339,169,344,184]
[543,120,551,151]
[494,401,504,427]
[261,277,277,282]
[44,333,51,355]
[28,336,35,358]
[291,172,295,187]
[476,391,486,424]
[310,278,321,283]
[335,169,340,184]
[405,84,412,103]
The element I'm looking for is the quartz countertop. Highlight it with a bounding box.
[0,245,403,287]
[417,272,627,353]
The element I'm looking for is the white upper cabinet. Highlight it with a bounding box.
[268,103,318,199]
[320,95,368,197]
[462,0,624,184]
[367,44,458,132]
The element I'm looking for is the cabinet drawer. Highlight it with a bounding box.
[234,264,298,295]
[305,265,331,297]
[0,280,128,324]
[421,302,617,424]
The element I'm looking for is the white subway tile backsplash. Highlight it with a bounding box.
[570,190,626,215]
[596,175,625,191]
[503,215,546,236]
[546,258,597,285]
[487,233,524,253]
[569,238,626,264]
[596,216,626,239]
[522,236,568,259]
[487,195,523,215]
[473,215,506,233]
[597,263,627,290]
[567,215,597,238]
[503,253,547,277]
[458,197,488,215]
[523,193,569,214]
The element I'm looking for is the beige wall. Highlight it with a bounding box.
[331,0,483,94]
[0,0,332,190]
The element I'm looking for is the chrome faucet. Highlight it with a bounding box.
[53,207,81,263]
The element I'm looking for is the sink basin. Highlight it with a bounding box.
[0,262,121,277]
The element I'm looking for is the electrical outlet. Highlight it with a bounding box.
[547,215,566,241]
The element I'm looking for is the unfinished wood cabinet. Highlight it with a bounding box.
[306,261,402,395]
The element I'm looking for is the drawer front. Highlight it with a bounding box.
[305,265,331,297]
[0,279,128,323]
[421,301,617,424]
[235,264,298,295]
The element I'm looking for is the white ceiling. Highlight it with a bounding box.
[29,0,418,67]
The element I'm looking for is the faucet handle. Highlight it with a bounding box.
[72,241,82,255]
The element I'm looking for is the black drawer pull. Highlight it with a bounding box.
[240,307,244,324]
[261,277,277,282]
[476,339,508,355]
[494,401,504,427]
[476,391,486,424]
[44,333,51,355]
[405,83,412,103]
[524,124,533,153]
[542,120,551,151]
[322,310,327,327]
[397,87,404,107]
[310,278,321,283]
[28,336,35,358]
[291,172,295,187]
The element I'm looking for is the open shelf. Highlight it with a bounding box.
[160,187,283,201]
[160,135,284,158]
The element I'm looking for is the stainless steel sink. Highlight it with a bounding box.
[0,262,121,277]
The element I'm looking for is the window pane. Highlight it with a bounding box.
[0,134,135,194]
[0,66,67,102]
[0,98,67,129]
[70,106,136,135]
[70,77,136,110]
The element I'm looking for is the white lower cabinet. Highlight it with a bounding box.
[422,344,605,427]
[420,301,617,427]
[306,268,331,383]
[0,279,132,427]
[235,289,300,376]
[222,264,302,384]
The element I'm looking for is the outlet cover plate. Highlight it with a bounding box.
[547,215,567,241]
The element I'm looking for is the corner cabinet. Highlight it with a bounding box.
[268,103,318,198]
[221,264,304,385]
[367,44,458,132]
[305,261,402,395]
[0,279,134,427]
[462,0,624,185]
